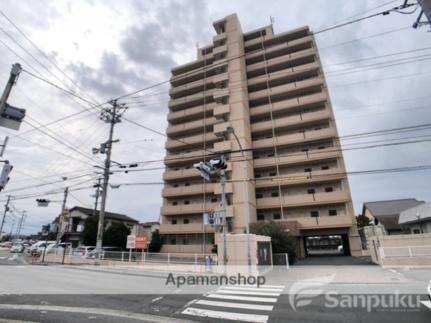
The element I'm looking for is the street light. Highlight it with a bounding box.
[225,126,252,268]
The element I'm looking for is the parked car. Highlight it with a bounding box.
[86,247,123,259]
[28,241,55,256]
[0,241,12,249]
[44,242,72,255]
[73,246,95,257]
[10,243,24,253]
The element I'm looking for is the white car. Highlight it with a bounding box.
[10,243,24,253]
[73,246,95,257]
[28,241,55,256]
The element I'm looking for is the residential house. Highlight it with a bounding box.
[399,202,431,234]
[63,206,138,247]
[362,199,425,235]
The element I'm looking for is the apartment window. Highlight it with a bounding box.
[184,200,190,205]
[321,165,329,170]
[269,172,277,176]
[273,213,281,220]
[325,187,333,192]
[413,229,421,234]
[267,153,275,157]
[211,197,218,202]
[301,148,309,152]
[310,211,319,218]
[314,127,322,131]
[256,193,263,198]
[304,168,312,172]
[257,214,265,221]
[174,168,180,171]
[329,209,337,216]
[173,184,179,188]
[185,182,190,186]
[307,188,316,194]
[318,146,325,150]
[171,219,177,225]
[182,238,188,245]
[172,201,178,206]
[255,174,262,178]
[183,219,189,224]
[271,192,279,197]
[170,238,177,245]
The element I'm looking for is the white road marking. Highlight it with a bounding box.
[214,289,280,296]
[219,286,284,293]
[0,257,5,260]
[151,296,163,303]
[230,284,285,289]
[196,299,273,311]
[182,307,269,323]
[421,300,431,309]
[206,293,277,303]
[0,304,192,322]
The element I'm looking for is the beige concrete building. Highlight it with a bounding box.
[160,14,361,258]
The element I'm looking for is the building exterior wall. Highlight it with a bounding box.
[160,14,361,257]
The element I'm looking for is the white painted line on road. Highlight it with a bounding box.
[206,293,277,303]
[0,304,193,323]
[421,300,431,309]
[151,296,163,303]
[182,307,269,323]
[214,289,280,296]
[219,286,284,292]
[231,284,284,289]
[196,299,273,311]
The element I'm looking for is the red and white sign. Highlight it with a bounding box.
[127,235,148,249]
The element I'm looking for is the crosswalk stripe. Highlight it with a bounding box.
[215,289,281,297]
[195,299,273,311]
[182,307,269,323]
[219,286,284,292]
[230,284,285,289]
[206,293,277,303]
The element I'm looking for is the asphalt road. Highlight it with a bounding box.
[0,255,429,322]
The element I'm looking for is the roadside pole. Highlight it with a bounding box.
[0,195,11,241]
[220,169,228,266]
[56,187,69,246]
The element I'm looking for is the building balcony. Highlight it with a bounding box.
[298,215,353,230]
[254,148,341,169]
[169,73,228,99]
[249,92,328,118]
[167,116,218,137]
[213,104,230,120]
[246,48,316,77]
[252,127,337,150]
[246,35,314,64]
[213,140,232,152]
[165,132,219,151]
[213,33,227,45]
[171,59,228,87]
[248,77,323,104]
[162,182,232,197]
[168,89,215,111]
[161,203,233,216]
[213,43,228,59]
[251,109,330,134]
[163,168,201,181]
[244,26,309,51]
[167,103,215,124]
[164,149,207,166]
[159,223,215,234]
[247,62,320,91]
[256,191,350,209]
[255,167,345,189]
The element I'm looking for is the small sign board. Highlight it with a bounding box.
[135,236,148,249]
[126,235,135,249]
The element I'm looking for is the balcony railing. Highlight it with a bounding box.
[159,223,215,234]
[256,191,350,209]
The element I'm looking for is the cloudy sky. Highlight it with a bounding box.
[0,0,430,234]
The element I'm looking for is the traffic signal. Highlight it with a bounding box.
[36,199,49,207]
[209,158,228,170]
[193,161,213,181]
[0,162,13,191]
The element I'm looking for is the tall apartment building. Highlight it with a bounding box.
[160,14,361,258]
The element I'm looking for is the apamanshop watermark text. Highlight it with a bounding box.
[166,273,266,288]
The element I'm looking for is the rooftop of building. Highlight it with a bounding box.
[69,206,139,223]
[399,201,431,225]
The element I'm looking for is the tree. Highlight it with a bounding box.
[148,229,162,252]
[356,214,371,228]
[250,221,296,263]
[103,222,130,248]
[82,216,98,246]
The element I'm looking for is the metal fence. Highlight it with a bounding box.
[36,247,218,266]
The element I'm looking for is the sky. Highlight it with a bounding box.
[0,0,430,235]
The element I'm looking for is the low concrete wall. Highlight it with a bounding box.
[369,233,431,267]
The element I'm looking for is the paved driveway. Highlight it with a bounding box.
[294,256,374,266]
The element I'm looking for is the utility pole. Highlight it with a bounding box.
[15,210,26,239]
[92,177,102,217]
[94,100,127,264]
[56,187,69,245]
[220,167,228,266]
[0,195,11,241]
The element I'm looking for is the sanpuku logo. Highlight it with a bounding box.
[288,274,335,311]
[421,280,431,310]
